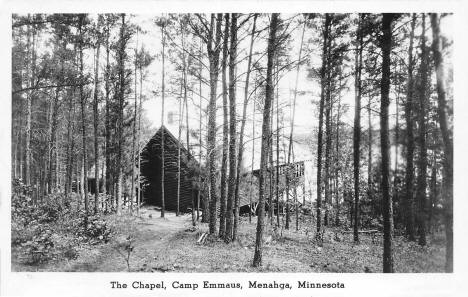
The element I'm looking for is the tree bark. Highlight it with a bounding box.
[316,14,331,235]
[380,13,395,273]
[116,14,126,215]
[130,28,139,215]
[160,21,166,218]
[137,46,143,216]
[253,13,278,267]
[335,74,342,226]
[177,76,183,217]
[104,17,111,210]
[78,15,89,222]
[430,13,453,272]
[404,14,417,241]
[353,15,363,243]
[93,23,101,214]
[225,13,238,243]
[207,14,223,234]
[198,39,205,223]
[25,18,35,187]
[219,13,229,238]
[416,13,428,246]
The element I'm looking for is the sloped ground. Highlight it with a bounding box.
[13,206,446,273]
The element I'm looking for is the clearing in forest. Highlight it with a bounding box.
[13,207,446,273]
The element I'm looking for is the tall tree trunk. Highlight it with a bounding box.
[324,39,333,227]
[207,14,223,234]
[78,15,89,222]
[250,72,257,224]
[198,39,204,223]
[316,14,330,235]
[253,13,278,267]
[380,13,395,273]
[225,13,238,243]
[65,85,76,199]
[393,64,400,222]
[116,14,126,215]
[234,13,257,240]
[130,29,139,215]
[404,14,417,241]
[430,13,453,272]
[177,78,183,217]
[353,15,363,243]
[104,18,111,209]
[429,158,437,233]
[93,27,101,215]
[335,74,342,226]
[160,22,166,218]
[48,83,61,194]
[137,49,144,216]
[270,79,276,225]
[416,13,428,246]
[25,19,35,187]
[219,13,229,238]
[275,68,280,228]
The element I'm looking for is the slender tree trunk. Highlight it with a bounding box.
[225,13,238,243]
[275,71,280,228]
[160,23,166,218]
[116,14,127,216]
[25,19,35,187]
[219,13,230,238]
[405,14,417,241]
[335,74,342,226]
[250,73,257,224]
[269,81,275,226]
[430,13,453,272]
[177,80,183,217]
[198,40,204,223]
[78,15,89,223]
[253,13,278,267]
[207,14,223,234]
[104,18,111,209]
[324,45,333,228]
[367,95,373,217]
[393,64,400,222]
[233,13,257,240]
[130,29,139,215]
[429,159,437,233]
[48,84,61,194]
[137,52,143,216]
[353,15,363,243]
[380,13,395,273]
[316,14,330,235]
[65,86,76,199]
[416,14,428,246]
[93,28,101,215]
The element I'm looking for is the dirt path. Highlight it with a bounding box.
[61,207,194,272]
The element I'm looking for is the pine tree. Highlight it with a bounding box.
[253,13,279,267]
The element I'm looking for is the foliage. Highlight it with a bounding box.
[11,179,113,266]
[113,235,135,271]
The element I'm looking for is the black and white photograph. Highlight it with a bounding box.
[1,0,467,296]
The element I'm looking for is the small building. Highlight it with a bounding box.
[140,125,199,212]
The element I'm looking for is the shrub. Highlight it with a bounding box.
[19,225,54,265]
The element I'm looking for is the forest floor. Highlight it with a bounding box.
[12,206,446,273]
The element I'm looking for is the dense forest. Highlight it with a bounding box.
[11,13,453,273]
